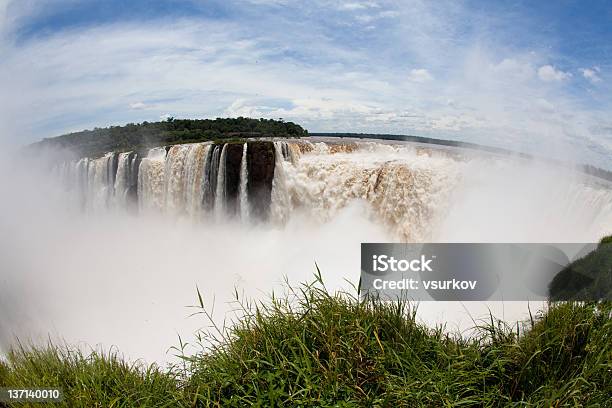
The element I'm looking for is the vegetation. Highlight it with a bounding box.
[2,238,611,406]
[28,117,307,158]
[2,276,611,406]
[0,346,184,407]
[549,236,612,301]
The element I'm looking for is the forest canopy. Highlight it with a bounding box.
[29,117,307,158]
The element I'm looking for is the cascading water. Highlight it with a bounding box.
[138,147,167,212]
[86,152,117,212]
[214,144,228,219]
[12,137,612,365]
[113,153,129,203]
[164,145,191,213]
[184,144,210,218]
[53,139,612,241]
[269,140,461,241]
[111,151,140,210]
[63,157,90,209]
[270,141,292,224]
[239,143,250,221]
[203,145,220,211]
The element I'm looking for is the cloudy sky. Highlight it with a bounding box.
[1,0,611,168]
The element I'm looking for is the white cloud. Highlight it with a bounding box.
[430,114,484,131]
[537,65,571,82]
[492,58,535,81]
[1,0,82,36]
[129,101,147,110]
[339,2,379,11]
[225,97,377,122]
[0,0,7,31]
[408,68,433,83]
[535,98,555,112]
[0,0,16,36]
[0,1,611,168]
[241,0,290,5]
[355,9,399,23]
[580,67,601,84]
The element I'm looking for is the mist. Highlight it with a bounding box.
[1,143,611,365]
[0,149,392,363]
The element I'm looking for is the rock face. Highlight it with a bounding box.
[109,153,119,188]
[58,140,279,220]
[125,151,141,210]
[247,141,276,221]
[208,141,276,219]
[224,143,245,216]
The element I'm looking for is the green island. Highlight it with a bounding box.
[28,117,307,158]
[26,118,612,183]
[1,236,611,407]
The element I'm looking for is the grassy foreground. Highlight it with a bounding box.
[1,278,611,407]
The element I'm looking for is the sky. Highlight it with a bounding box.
[1,0,611,168]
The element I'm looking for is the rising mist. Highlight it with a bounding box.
[1,139,611,364]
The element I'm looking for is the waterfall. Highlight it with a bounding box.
[214,144,228,219]
[199,146,213,214]
[270,142,292,224]
[269,141,462,241]
[108,152,119,191]
[113,152,131,208]
[127,152,140,202]
[184,144,210,217]
[164,145,191,213]
[50,139,612,241]
[84,152,116,212]
[111,151,141,209]
[238,143,250,221]
[73,157,89,209]
[138,147,167,212]
[203,145,220,211]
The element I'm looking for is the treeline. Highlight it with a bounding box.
[29,117,307,158]
[310,132,532,157]
[582,164,612,182]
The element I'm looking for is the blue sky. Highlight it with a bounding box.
[1,0,611,168]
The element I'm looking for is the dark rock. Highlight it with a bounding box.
[109,153,119,187]
[126,152,140,210]
[203,145,220,211]
[247,141,276,221]
[225,143,245,216]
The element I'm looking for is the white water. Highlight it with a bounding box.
[270,141,292,224]
[269,141,612,242]
[113,152,130,208]
[184,144,210,218]
[272,141,461,241]
[138,147,167,212]
[214,144,228,220]
[164,145,191,214]
[2,138,612,365]
[239,143,250,221]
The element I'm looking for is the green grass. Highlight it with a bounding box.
[181,275,611,407]
[1,267,611,406]
[0,345,185,407]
